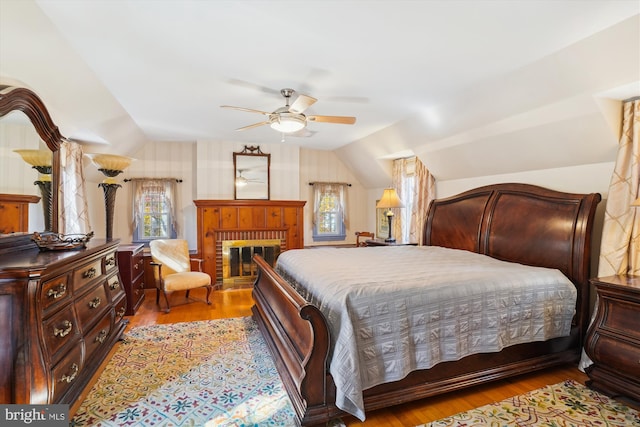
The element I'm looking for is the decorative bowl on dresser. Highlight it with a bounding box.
[0,237,127,404]
[117,243,145,315]
[584,274,640,406]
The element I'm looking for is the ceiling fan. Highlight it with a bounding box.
[221,88,356,134]
[235,169,264,187]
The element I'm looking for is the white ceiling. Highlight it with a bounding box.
[1,0,638,154]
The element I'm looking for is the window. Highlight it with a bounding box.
[132,179,178,243]
[312,183,348,242]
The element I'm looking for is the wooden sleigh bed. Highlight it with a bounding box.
[251,183,601,426]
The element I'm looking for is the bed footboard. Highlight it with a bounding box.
[251,254,340,426]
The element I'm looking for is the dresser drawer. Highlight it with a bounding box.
[106,273,125,301]
[50,346,83,403]
[40,274,71,312]
[75,282,109,333]
[73,259,103,293]
[104,251,117,274]
[42,307,80,361]
[84,314,112,360]
[113,294,127,323]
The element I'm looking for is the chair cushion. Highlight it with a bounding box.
[163,271,211,292]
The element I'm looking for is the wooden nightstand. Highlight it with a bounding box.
[584,274,640,405]
[117,243,146,315]
[364,238,418,246]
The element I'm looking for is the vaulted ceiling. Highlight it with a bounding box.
[1,1,638,188]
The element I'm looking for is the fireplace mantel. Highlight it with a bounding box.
[194,199,306,286]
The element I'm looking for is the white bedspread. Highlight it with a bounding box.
[275,245,577,421]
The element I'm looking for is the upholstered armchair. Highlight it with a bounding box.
[149,239,212,313]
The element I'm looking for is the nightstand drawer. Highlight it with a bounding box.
[600,296,640,342]
[590,333,640,377]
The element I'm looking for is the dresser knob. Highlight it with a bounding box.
[88,297,101,309]
[53,320,73,338]
[95,330,108,344]
[83,267,97,279]
[59,363,79,384]
[109,280,120,290]
[47,284,67,299]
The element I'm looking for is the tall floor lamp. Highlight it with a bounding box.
[86,154,133,241]
[14,149,53,231]
[376,188,404,242]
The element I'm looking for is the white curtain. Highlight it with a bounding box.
[392,157,436,244]
[410,158,436,245]
[130,179,178,234]
[59,140,91,235]
[580,98,640,372]
[598,98,640,276]
[312,182,348,229]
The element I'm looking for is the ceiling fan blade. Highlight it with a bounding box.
[289,94,317,114]
[307,115,356,124]
[221,105,271,115]
[235,121,270,131]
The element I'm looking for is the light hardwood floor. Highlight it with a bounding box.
[74,287,589,426]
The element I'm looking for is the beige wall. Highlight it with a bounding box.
[96,140,371,249]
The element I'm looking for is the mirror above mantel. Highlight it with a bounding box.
[233,145,270,200]
[0,85,63,244]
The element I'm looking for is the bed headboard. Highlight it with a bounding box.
[424,183,601,331]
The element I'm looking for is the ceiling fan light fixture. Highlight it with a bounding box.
[270,113,306,133]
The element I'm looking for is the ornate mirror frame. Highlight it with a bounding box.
[0,85,62,240]
[233,145,270,200]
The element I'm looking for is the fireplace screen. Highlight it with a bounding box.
[221,239,281,287]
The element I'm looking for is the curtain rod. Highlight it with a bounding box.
[309,181,351,187]
[124,178,183,183]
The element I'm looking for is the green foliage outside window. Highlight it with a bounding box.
[317,193,340,234]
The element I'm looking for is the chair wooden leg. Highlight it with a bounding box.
[185,289,190,299]
[205,285,212,305]
[161,289,171,313]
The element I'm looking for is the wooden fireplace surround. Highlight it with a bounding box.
[194,200,306,285]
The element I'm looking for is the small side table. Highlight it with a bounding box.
[365,238,418,247]
[584,274,640,405]
[117,243,146,315]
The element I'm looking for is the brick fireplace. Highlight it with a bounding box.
[194,199,306,287]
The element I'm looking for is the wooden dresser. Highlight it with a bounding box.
[0,193,40,234]
[0,237,127,404]
[584,274,640,404]
[117,243,145,315]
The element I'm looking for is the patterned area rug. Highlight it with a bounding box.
[72,317,297,426]
[420,379,640,427]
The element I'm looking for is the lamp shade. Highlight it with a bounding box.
[376,188,404,209]
[85,153,134,172]
[14,149,52,167]
[632,197,640,207]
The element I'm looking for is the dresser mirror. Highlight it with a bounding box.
[233,145,270,200]
[0,85,62,241]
